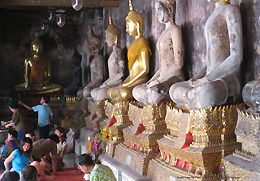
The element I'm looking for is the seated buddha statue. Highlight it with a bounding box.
[77,32,105,99]
[169,0,243,109]
[242,76,260,113]
[133,0,184,105]
[107,0,151,102]
[91,13,124,101]
[15,37,61,92]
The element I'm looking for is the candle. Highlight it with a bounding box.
[88,137,91,154]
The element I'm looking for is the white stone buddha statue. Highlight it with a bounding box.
[242,76,260,113]
[91,13,124,101]
[169,0,243,109]
[77,33,105,99]
[132,0,184,105]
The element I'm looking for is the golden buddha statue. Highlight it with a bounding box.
[16,37,61,93]
[107,0,151,101]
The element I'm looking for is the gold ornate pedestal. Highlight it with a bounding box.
[114,102,169,175]
[148,104,243,180]
[102,101,131,157]
[102,138,118,158]
[223,109,260,181]
[104,101,131,141]
[86,100,106,131]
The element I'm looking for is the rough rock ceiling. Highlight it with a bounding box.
[0,0,120,8]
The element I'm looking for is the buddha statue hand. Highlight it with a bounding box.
[147,79,160,88]
[149,83,166,93]
[190,77,209,87]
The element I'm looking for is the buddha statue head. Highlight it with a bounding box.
[89,29,101,55]
[155,0,176,23]
[207,0,229,4]
[126,0,144,38]
[31,37,43,55]
[105,11,121,47]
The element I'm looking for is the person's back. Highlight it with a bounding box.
[90,164,116,181]
[32,138,57,161]
[77,154,116,181]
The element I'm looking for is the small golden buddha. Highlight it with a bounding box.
[107,0,151,101]
[16,37,61,93]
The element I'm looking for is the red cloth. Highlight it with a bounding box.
[38,168,84,181]
[108,116,117,128]
[135,123,145,135]
[91,113,97,121]
[181,132,193,149]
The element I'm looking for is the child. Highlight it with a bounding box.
[19,96,53,139]
[54,127,68,170]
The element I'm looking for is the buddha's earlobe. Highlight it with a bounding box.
[137,22,141,37]
[115,36,118,46]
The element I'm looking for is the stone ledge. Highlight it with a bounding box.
[100,154,151,181]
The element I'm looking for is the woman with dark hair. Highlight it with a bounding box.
[4,137,33,173]
[55,127,68,165]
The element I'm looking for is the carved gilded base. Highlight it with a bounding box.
[123,127,164,154]
[114,143,156,175]
[86,100,106,131]
[223,151,256,181]
[102,137,118,158]
[158,136,240,176]
[235,109,260,155]
[148,158,224,181]
[222,108,260,180]
[102,101,131,141]
[122,103,169,153]
[155,104,243,177]
[88,100,105,118]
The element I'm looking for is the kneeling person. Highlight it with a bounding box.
[77,154,116,181]
[31,134,59,177]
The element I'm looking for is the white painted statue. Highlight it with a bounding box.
[169,0,243,109]
[91,14,124,101]
[77,33,105,99]
[242,76,260,113]
[132,0,184,105]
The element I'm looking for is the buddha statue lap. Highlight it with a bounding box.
[91,13,124,101]
[15,37,62,93]
[107,0,151,102]
[169,0,243,109]
[77,33,105,99]
[242,76,260,113]
[133,0,184,105]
